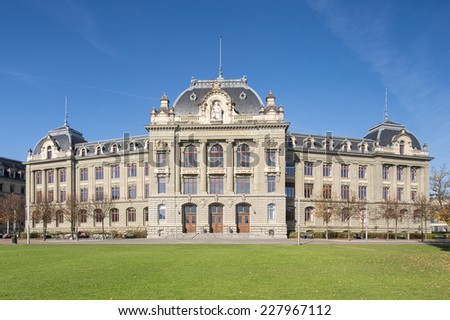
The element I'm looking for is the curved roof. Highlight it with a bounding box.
[364,120,421,150]
[33,124,87,155]
[172,76,264,115]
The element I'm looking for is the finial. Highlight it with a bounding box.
[218,36,223,79]
[384,88,388,121]
[64,95,69,126]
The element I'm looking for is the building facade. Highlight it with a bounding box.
[25,75,432,238]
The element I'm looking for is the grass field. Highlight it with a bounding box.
[0,243,448,300]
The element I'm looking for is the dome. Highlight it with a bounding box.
[172,76,264,116]
[364,120,421,150]
[33,124,87,155]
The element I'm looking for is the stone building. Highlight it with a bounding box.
[24,75,432,238]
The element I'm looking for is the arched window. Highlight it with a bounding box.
[325,140,332,151]
[305,206,314,222]
[127,207,136,222]
[267,203,275,220]
[305,139,313,149]
[237,144,250,167]
[79,209,88,223]
[129,142,135,151]
[209,144,223,167]
[399,141,405,155]
[158,204,166,220]
[80,148,87,157]
[95,146,101,155]
[342,208,349,222]
[143,207,149,223]
[111,144,118,153]
[47,146,52,159]
[110,208,119,223]
[184,145,197,168]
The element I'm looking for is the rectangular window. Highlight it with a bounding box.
[397,187,404,201]
[145,183,150,198]
[80,168,88,181]
[383,186,390,201]
[382,165,390,180]
[323,163,332,177]
[36,171,42,184]
[111,165,120,179]
[48,189,54,202]
[57,212,64,224]
[358,186,367,200]
[358,165,367,179]
[341,185,350,200]
[341,164,349,178]
[158,177,166,194]
[127,208,136,222]
[285,183,295,198]
[323,184,332,199]
[209,176,224,194]
[128,163,137,177]
[304,162,314,176]
[95,166,104,180]
[157,152,167,167]
[397,166,404,181]
[36,190,42,202]
[10,185,15,193]
[80,212,87,223]
[95,186,104,201]
[183,177,197,194]
[48,170,54,184]
[268,176,276,193]
[128,184,137,199]
[80,187,88,202]
[145,162,150,176]
[286,161,295,175]
[304,183,314,198]
[111,185,120,200]
[60,188,66,202]
[266,151,276,166]
[59,169,66,183]
[236,176,250,194]
[111,209,119,223]
[411,167,418,182]
[0,183,3,192]
[411,189,417,201]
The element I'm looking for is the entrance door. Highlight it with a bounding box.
[183,205,197,233]
[210,205,223,233]
[237,204,250,233]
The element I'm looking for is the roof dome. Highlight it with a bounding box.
[172,76,264,116]
[33,124,87,155]
[364,120,422,150]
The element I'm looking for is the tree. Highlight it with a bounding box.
[88,194,114,239]
[32,194,55,241]
[0,193,25,234]
[59,193,87,240]
[414,193,434,242]
[430,165,450,210]
[314,190,337,239]
[338,192,367,241]
[379,198,407,240]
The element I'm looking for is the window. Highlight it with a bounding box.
[285,182,295,198]
[129,142,136,151]
[399,141,405,155]
[111,208,119,223]
[397,187,404,201]
[237,144,250,167]
[341,208,349,222]
[209,145,223,167]
[341,164,349,178]
[112,144,118,153]
[145,162,150,176]
[268,176,276,193]
[36,190,42,202]
[0,183,2,192]
[47,146,52,159]
[267,204,275,220]
[323,184,332,199]
[236,176,250,194]
[157,152,167,167]
[324,140,332,151]
[341,185,350,200]
[57,211,64,224]
[411,189,417,201]
[36,171,42,184]
[305,207,314,221]
[209,176,224,194]
[48,170,54,184]
[158,177,166,194]
[286,161,295,175]
[397,166,404,181]
[128,184,137,199]
[304,162,314,176]
[80,148,87,157]
[80,210,87,223]
[47,189,54,202]
[411,167,418,182]
[80,168,88,181]
[111,185,120,200]
[95,146,101,155]
[358,186,367,200]
[128,163,137,177]
[304,183,314,198]
[95,211,103,223]
[266,151,276,166]
[382,165,390,180]
[183,177,197,194]
[184,145,197,168]
[127,208,136,222]
[60,169,66,183]
[60,188,66,202]
[95,166,104,180]
[286,207,295,221]
[323,163,332,177]
[158,204,166,220]
[383,186,390,201]
[144,207,149,222]
[111,165,120,179]
[360,144,367,153]
[145,183,150,198]
[95,186,104,201]
[80,187,88,202]
[358,165,367,179]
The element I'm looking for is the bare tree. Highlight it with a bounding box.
[379,198,401,240]
[414,193,434,242]
[32,195,55,241]
[88,194,114,239]
[314,189,337,239]
[59,193,87,240]
[0,193,25,235]
[435,202,450,225]
[430,165,450,210]
[338,192,366,241]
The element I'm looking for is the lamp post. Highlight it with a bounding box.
[297,197,301,245]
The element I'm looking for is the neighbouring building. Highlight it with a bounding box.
[24,74,432,238]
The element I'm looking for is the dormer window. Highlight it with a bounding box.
[129,142,135,151]
[342,142,351,152]
[47,146,52,159]
[399,141,405,155]
[304,138,313,149]
[80,148,87,157]
[8,168,16,179]
[111,144,118,153]
[95,146,102,155]
[324,139,333,151]
[0,167,4,176]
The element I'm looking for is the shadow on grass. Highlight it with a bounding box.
[425,241,450,252]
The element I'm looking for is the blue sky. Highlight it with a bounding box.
[1,0,449,168]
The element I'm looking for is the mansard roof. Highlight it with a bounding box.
[33,124,87,155]
[364,119,422,150]
[172,76,264,116]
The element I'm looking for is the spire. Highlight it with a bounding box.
[64,95,69,126]
[217,36,223,79]
[384,88,389,121]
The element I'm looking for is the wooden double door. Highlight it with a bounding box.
[209,205,223,233]
[237,204,250,233]
[183,205,197,233]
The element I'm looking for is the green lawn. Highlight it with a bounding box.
[0,243,448,300]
